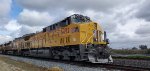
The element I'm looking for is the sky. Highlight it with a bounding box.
[0,0,150,49]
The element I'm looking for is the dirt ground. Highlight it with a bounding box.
[0,55,48,71]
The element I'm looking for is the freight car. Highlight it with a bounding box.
[0,14,113,63]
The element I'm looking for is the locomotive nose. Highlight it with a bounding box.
[88,46,113,63]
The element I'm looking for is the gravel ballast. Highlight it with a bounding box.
[2,55,120,71]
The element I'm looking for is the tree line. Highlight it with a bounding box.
[112,45,150,54]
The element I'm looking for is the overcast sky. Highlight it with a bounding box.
[0,0,150,49]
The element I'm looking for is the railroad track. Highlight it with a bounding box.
[3,55,150,71]
[54,60,150,71]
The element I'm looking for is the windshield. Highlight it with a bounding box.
[71,14,91,23]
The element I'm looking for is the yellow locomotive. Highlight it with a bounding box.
[0,14,113,63]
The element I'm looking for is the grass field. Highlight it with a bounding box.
[113,55,150,60]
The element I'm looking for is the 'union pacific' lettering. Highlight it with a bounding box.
[61,28,69,34]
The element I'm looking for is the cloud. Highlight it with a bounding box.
[16,0,51,11]
[136,0,150,21]
[1,8,54,39]
[19,25,43,36]
[9,24,44,38]
[135,21,150,37]
[0,18,9,26]
[0,35,13,44]
[80,9,118,33]
[18,9,53,27]
[13,9,55,37]
[110,30,150,48]
[0,0,13,42]
[4,20,21,31]
[0,0,12,26]
[0,0,12,17]
[16,0,139,12]
[109,18,150,48]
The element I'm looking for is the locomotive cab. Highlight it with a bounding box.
[63,14,113,63]
[87,23,113,63]
[68,14,113,63]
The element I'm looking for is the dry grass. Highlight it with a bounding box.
[0,55,48,71]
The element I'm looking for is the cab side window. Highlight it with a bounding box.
[72,27,79,33]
